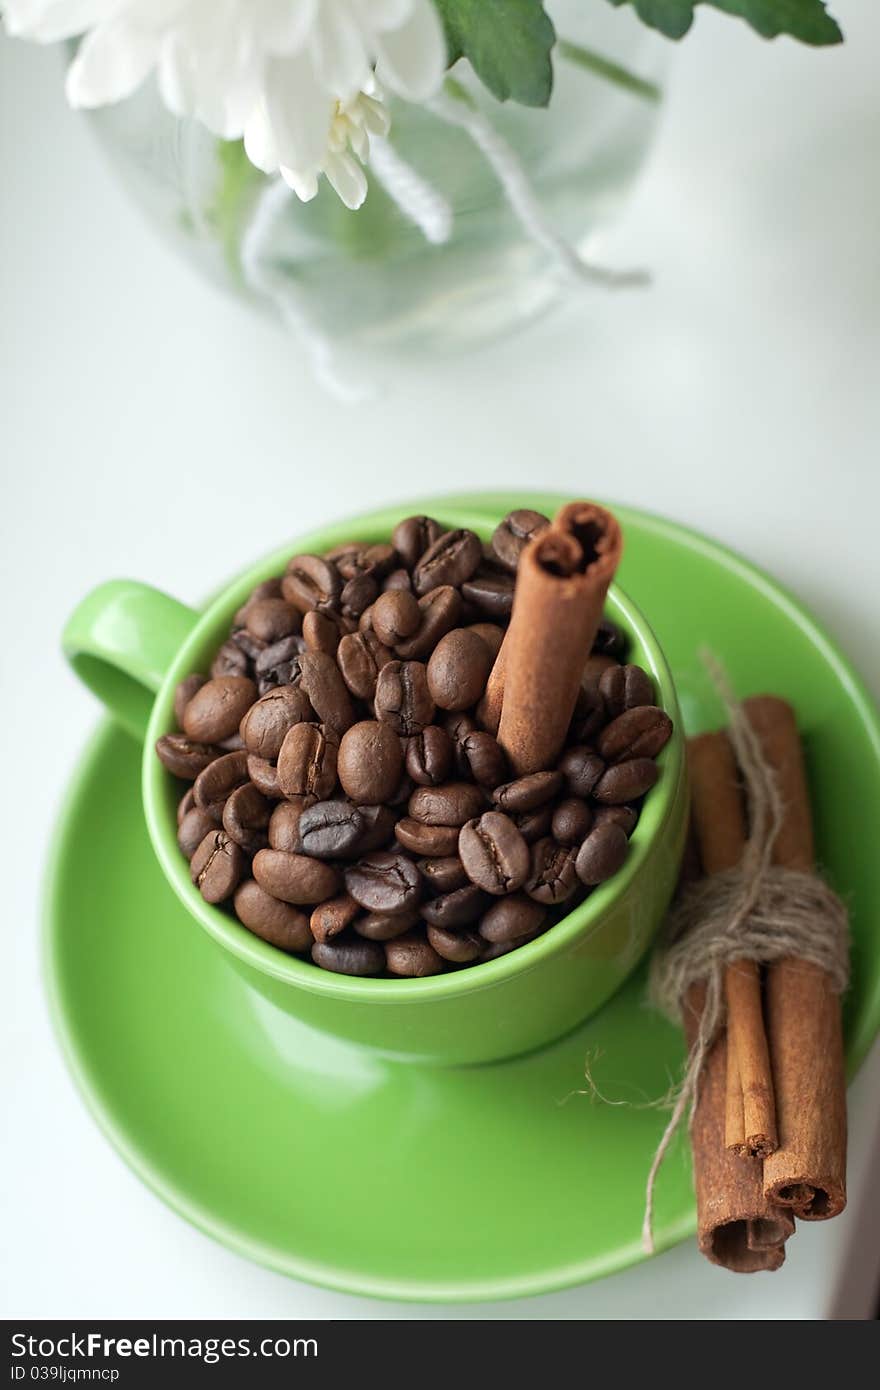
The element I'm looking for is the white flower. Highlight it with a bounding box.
[3,0,447,208]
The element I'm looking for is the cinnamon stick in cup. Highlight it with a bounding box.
[496,502,623,776]
[743,696,847,1221]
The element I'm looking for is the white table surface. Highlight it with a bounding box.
[2,2,879,1321]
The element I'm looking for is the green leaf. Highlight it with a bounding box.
[604,0,843,45]
[436,0,556,106]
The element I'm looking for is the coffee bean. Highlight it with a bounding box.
[558,746,605,798]
[156,733,220,780]
[247,755,281,798]
[479,894,547,944]
[218,732,246,752]
[311,938,385,977]
[190,830,245,904]
[268,797,313,852]
[467,623,505,660]
[417,855,469,895]
[354,908,420,940]
[490,509,550,572]
[511,803,554,844]
[255,635,305,694]
[459,812,530,895]
[593,618,627,657]
[568,687,606,744]
[240,685,312,760]
[375,660,435,737]
[233,578,283,626]
[277,722,339,800]
[599,663,654,718]
[177,787,196,824]
[192,750,250,816]
[421,884,489,928]
[245,598,301,645]
[575,822,629,886]
[294,800,362,858]
[597,706,673,762]
[353,803,398,853]
[371,590,421,647]
[408,782,485,828]
[445,710,479,748]
[581,652,619,694]
[252,848,341,904]
[302,609,343,656]
[593,803,639,836]
[177,805,218,859]
[592,758,659,803]
[282,554,342,614]
[310,893,360,944]
[525,839,579,905]
[382,568,412,594]
[426,628,492,711]
[323,542,364,579]
[426,925,483,963]
[344,852,422,915]
[211,639,249,679]
[551,797,594,846]
[385,933,444,977]
[413,529,481,595]
[337,720,404,804]
[457,730,507,788]
[297,651,354,734]
[340,570,379,620]
[492,771,563,813]
[336,630,393,701]
[405,725,453,788]
[461,570,514,621]
[174,674,205,727]
[395,818,460,857]
[358,542,399,579]
[391,514,443,571]
[233,880,312,952]
[222,782,272,853]
[395,585,463,660]
[182,675,257,744]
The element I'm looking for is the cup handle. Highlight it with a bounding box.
[62,580,199,742]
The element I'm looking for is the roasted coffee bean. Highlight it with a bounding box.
[156,733,220,780]
[302,609,342,656]
[490,509,550,572]
[395,818,460,857]
[421,883,489,928]
[252,848,341,904]
[413,528,482,595]
[324,541,367,578]
[445,710,479,745]
[467,622,505,659]
[211,639,249,679]
[417,855,469,895]
[297,651,354,733]
[311,938,385,977]
[461,570,514,620]
[593,617,627,657]
[277,722,339,800]
[551,797,594,847]
[360,542,398,578]
[282,554,342,613]
[592,803,639,836]
[354,803,398,853]
[511,804,554,844]
[597,706,673,762]
[493,770,563,814]
[388,772,415,807]
[174,674,206,727]
[340,570,379,619]
[255,635,305,694]
[233,880,312,952]
[190,830,245,904]
[457,730,507,788]
[558,746,605,799]
[247,755,281,798]
[177,787,196,824]
[297,800,364,858]
[408,782,485,828]
[568,687,606,744]
[525,839,579,905]
[354,908,420,940]
[268,797,313,852]
[222,782,272,853]
[233,578,284,626]
[592,758,659,804]
[245,598,301,644]
[405,725,453,787]
[310,894,360,944]
[182,675,257,744]
[228,630,266,664]
[344,852,421,915]
[426,628,492,711]
[371,590,421,647]
[479,894,547,944]
[459,812,530,895]
[575,822,629,886]
[581,652,619,693]
[374,660,435,737]
[177,805,218,859]
[382,568,412,594]
[218,732,246,752]
[336,630,393,701]
[240,685,312,760]
[337,720,404,804]
[192,750,250,816]
[599,663,654,718]
[426,925,483,963]
[395,585,463,660]
[391,514,443,571]
[385,932,444,977]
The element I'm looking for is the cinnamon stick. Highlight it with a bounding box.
[496,501,622,776]
[743,696,847,1220]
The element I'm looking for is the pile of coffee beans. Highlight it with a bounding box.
[157,511,673,978]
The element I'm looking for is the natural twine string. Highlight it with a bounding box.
[640,653,850,1254]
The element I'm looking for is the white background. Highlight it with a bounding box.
[2,1,879,1320]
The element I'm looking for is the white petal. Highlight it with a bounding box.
[255,0,318,54]
[352,0,411,34]
[3,0,121,42]
[264,51,331,174]
[323,150,367,211]
[156,32,197,116]
[243,103,279,175]
[65,18,159,107]
[280,163,319,203]
[374,0,445,100]
[310,3,370,101]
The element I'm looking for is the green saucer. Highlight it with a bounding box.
[44,503,880,1302]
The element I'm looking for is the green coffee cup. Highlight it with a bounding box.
[63,497,687,1065]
